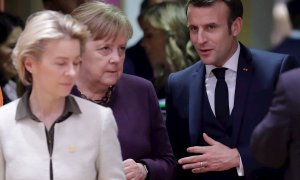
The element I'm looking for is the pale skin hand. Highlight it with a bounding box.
[123,159,147,180]
[178,133,240,173]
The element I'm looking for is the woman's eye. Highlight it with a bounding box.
[98,47,111,55]
[120,46,126,52]
[74,61,82,66]
[55,60,66,66]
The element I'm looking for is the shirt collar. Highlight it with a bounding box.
[206,43,240,77]
[15,90,82,121]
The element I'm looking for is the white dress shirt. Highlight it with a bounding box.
[205,43,244,176]
[205,44,240,115]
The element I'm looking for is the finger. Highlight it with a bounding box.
[192,166,211,173]
[123,162,131,168]
[124,166,134,174]
[123,159,134,166]
[125,159,138,169]
[125,171,135,179]
[182,161,208,170]
[178,155,206,165]
[186,146,207,154]
[203,133,218,146]
[123,158,135,164]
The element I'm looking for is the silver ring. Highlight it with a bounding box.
[200,162,203,167]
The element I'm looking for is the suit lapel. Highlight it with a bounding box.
[231,44,254,144]
[189,63,205,146]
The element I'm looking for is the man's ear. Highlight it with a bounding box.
[231,17,243,37]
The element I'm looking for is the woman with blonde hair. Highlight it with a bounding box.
[140,1,198,98]
[71,1,176,180]
[0,10,125,180]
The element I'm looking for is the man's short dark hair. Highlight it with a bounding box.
[186,0,243,30]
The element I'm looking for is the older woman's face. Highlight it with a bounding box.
[80,35,127,88]
[26,38,81,98]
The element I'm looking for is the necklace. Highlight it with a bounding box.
[78,86,114,106]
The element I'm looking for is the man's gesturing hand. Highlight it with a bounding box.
[178,133,240,173]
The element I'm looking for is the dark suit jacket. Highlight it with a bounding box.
[251,68,300,180]
[272,37,300,65]
[166,43,298,180]
[73,74,176,180]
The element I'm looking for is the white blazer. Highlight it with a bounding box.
[0,96,125,180]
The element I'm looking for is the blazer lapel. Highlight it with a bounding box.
[231,44,254,144]
[189,63,206,146]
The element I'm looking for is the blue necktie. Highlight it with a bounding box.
[212,68,229,127]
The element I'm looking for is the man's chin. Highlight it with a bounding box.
[200,59,215,65]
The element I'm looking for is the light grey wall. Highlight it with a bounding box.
[123,0,143,47]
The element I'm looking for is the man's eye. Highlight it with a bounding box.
[207,24,217,31]
[188,26,198,32]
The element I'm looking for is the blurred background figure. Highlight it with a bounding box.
[125,0,182,82]
[0,11,24,105]
[42,0,90,14]
[272,0,300,62]
[270,0,291,47]
[71,1,176,179]
[124,0,154,80]
[140,1,198,99]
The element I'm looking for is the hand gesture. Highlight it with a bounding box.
[178,133,240,173]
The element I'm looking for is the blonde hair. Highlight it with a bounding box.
[142,1,197,73]
[12,10,90,86]
[71,1,133,41]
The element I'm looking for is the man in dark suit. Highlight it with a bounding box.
[251,68,300,180]
[272,0,300,63]
[166,0,298,179]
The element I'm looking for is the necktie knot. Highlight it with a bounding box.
[212,68,227,80]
